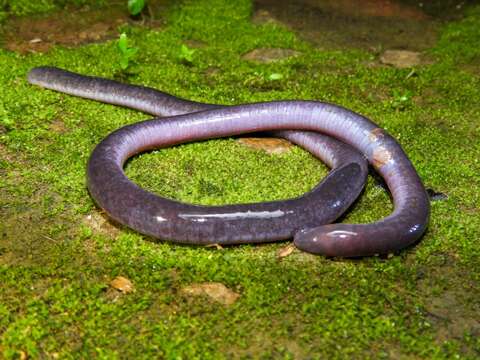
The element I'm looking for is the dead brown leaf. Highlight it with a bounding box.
[205,243,223,250]
[277,244,295,258]
[110,276,134,293]
[237,137,293,155]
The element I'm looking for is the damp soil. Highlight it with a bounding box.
[0,0,171,54]
[254,0,477,50]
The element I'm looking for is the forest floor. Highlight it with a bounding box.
[0,0,479,358]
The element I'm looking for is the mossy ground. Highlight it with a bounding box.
[1,0,479,358]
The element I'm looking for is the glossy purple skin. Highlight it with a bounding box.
[27,67,367,243]
[28,66,430,257]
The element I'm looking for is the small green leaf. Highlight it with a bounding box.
[125,47,138,58]
[179,44,195,63]
[268,73,283,80]
[120,57,129,70]
[128,0,145,16]
[118,33,128,53]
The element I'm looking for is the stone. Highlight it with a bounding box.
[237,137,293,154]
[380,50,421,68]
[242,48,301,63]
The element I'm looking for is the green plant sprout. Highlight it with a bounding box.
[390,89,413,110]
[179,44,195,64]
[118,33,138,71]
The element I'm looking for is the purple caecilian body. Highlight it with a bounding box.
[28,66,429,257]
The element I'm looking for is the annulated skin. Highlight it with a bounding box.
[27,66,429,257]
[27,67,368,245]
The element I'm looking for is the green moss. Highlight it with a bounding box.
[126,140,327,205]
[1,0,480,358]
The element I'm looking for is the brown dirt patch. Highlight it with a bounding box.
[1,1,169,54]
[253,0,475,51]
[83,210,122,239]
[181,282,240,306]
